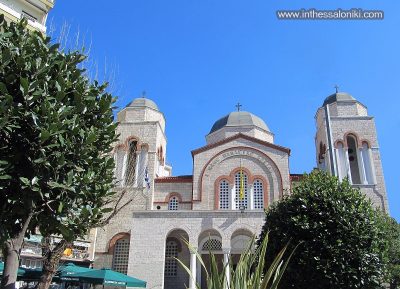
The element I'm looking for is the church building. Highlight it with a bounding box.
[93,92,389,289]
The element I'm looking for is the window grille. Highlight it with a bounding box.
[253,179,264,209]
[219,180,229,209]
[235,172,248,210]
[202,239,222,251]
[168,196,179,210]
[112,238,130,274]
[165,241,178,277]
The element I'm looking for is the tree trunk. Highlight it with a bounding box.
[1,214,33,289]
[37,237,69,289]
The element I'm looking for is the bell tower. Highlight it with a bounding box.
[315,90,389,212]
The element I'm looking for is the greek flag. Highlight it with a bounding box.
[144,167,151,189]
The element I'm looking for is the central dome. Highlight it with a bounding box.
[209,111,270,134]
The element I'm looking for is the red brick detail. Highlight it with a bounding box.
[290,174,304,182]
[155,175,193,183]
[191,133,291,156]
[107,232,130,254]
[196,146,284,202]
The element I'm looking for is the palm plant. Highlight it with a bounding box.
[178,233,296,289]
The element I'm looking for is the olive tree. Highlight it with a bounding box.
[0,16,118,289]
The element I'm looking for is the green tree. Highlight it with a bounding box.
[258,170,387,289]
[0,16,118,289]
[381,216,400,289]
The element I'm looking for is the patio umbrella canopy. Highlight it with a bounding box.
[0,262,27,277]
[67,268,146,288]
[58,263,93,280]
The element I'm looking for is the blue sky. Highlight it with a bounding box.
[49,0,399,221]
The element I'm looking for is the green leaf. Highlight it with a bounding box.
[58,202,63,213]
[20,77,29,95]
[0,82,8,94]
[40,130,51,142]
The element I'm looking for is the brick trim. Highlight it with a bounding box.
[155,175,193,183]
[107,232,130,254]
[191,133,290,156]
[196,146,284,202]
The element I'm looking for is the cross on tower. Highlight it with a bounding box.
[235,102,242,112]
[334,85,339,93]
[141,91,146,98]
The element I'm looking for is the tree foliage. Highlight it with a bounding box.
[0,16,117,289]
[381,216,400,289]
[258,170,387,289]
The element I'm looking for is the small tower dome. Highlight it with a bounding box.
[322,92,356,106]
[127,97,159,111]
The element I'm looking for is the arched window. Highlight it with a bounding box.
[114,148,125,187]
[137,145,148,187]
[164,240,178,277]
[336,141,347,181]
[219,180,229,209]
[125,140,138,186]
[112,237,130,274]
[253,179,264,209]
[235,171,248,210]
[361,142,374,184]
[346,135,361,184]
[168,196,179,210]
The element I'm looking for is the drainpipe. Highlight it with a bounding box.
[324,104,337,176]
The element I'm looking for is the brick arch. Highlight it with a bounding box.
[124,136,141,150]
[344,131,362,148]
[360,139,372,148]
[164,192,183,203]
[113,143,127,152]
[139,143,149,151]
[107,232,130,254]
[334,139,345,148]
[198,146,283,202]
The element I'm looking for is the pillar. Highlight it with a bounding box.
[223,249,230,289]
[189,248,197,289]
[357,148,368,185]
[345,149,353,184]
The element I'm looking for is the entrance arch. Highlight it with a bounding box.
[164,229,190,289]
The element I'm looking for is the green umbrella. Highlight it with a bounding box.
[67,268,146,287]
[58,263,93,281]
[12,262,92,281]
[0,262,27,277]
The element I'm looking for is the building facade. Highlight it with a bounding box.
[93,92,389,289]
[0,0,54,33]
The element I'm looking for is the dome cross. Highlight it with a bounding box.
[235,102,242,112]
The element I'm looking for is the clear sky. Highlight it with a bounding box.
[48,0,399,221]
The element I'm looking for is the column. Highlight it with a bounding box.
[189,248,197,289]
[357,148,368,184]
[368,148,377,184]
[335,148,342,180]
[121,153,127,186]
[249,185,254,210]
[223,249,230,289]
[133,151,140,187]
[196,258,202,288]
[345,149,353,184]
[230,186,236,210]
